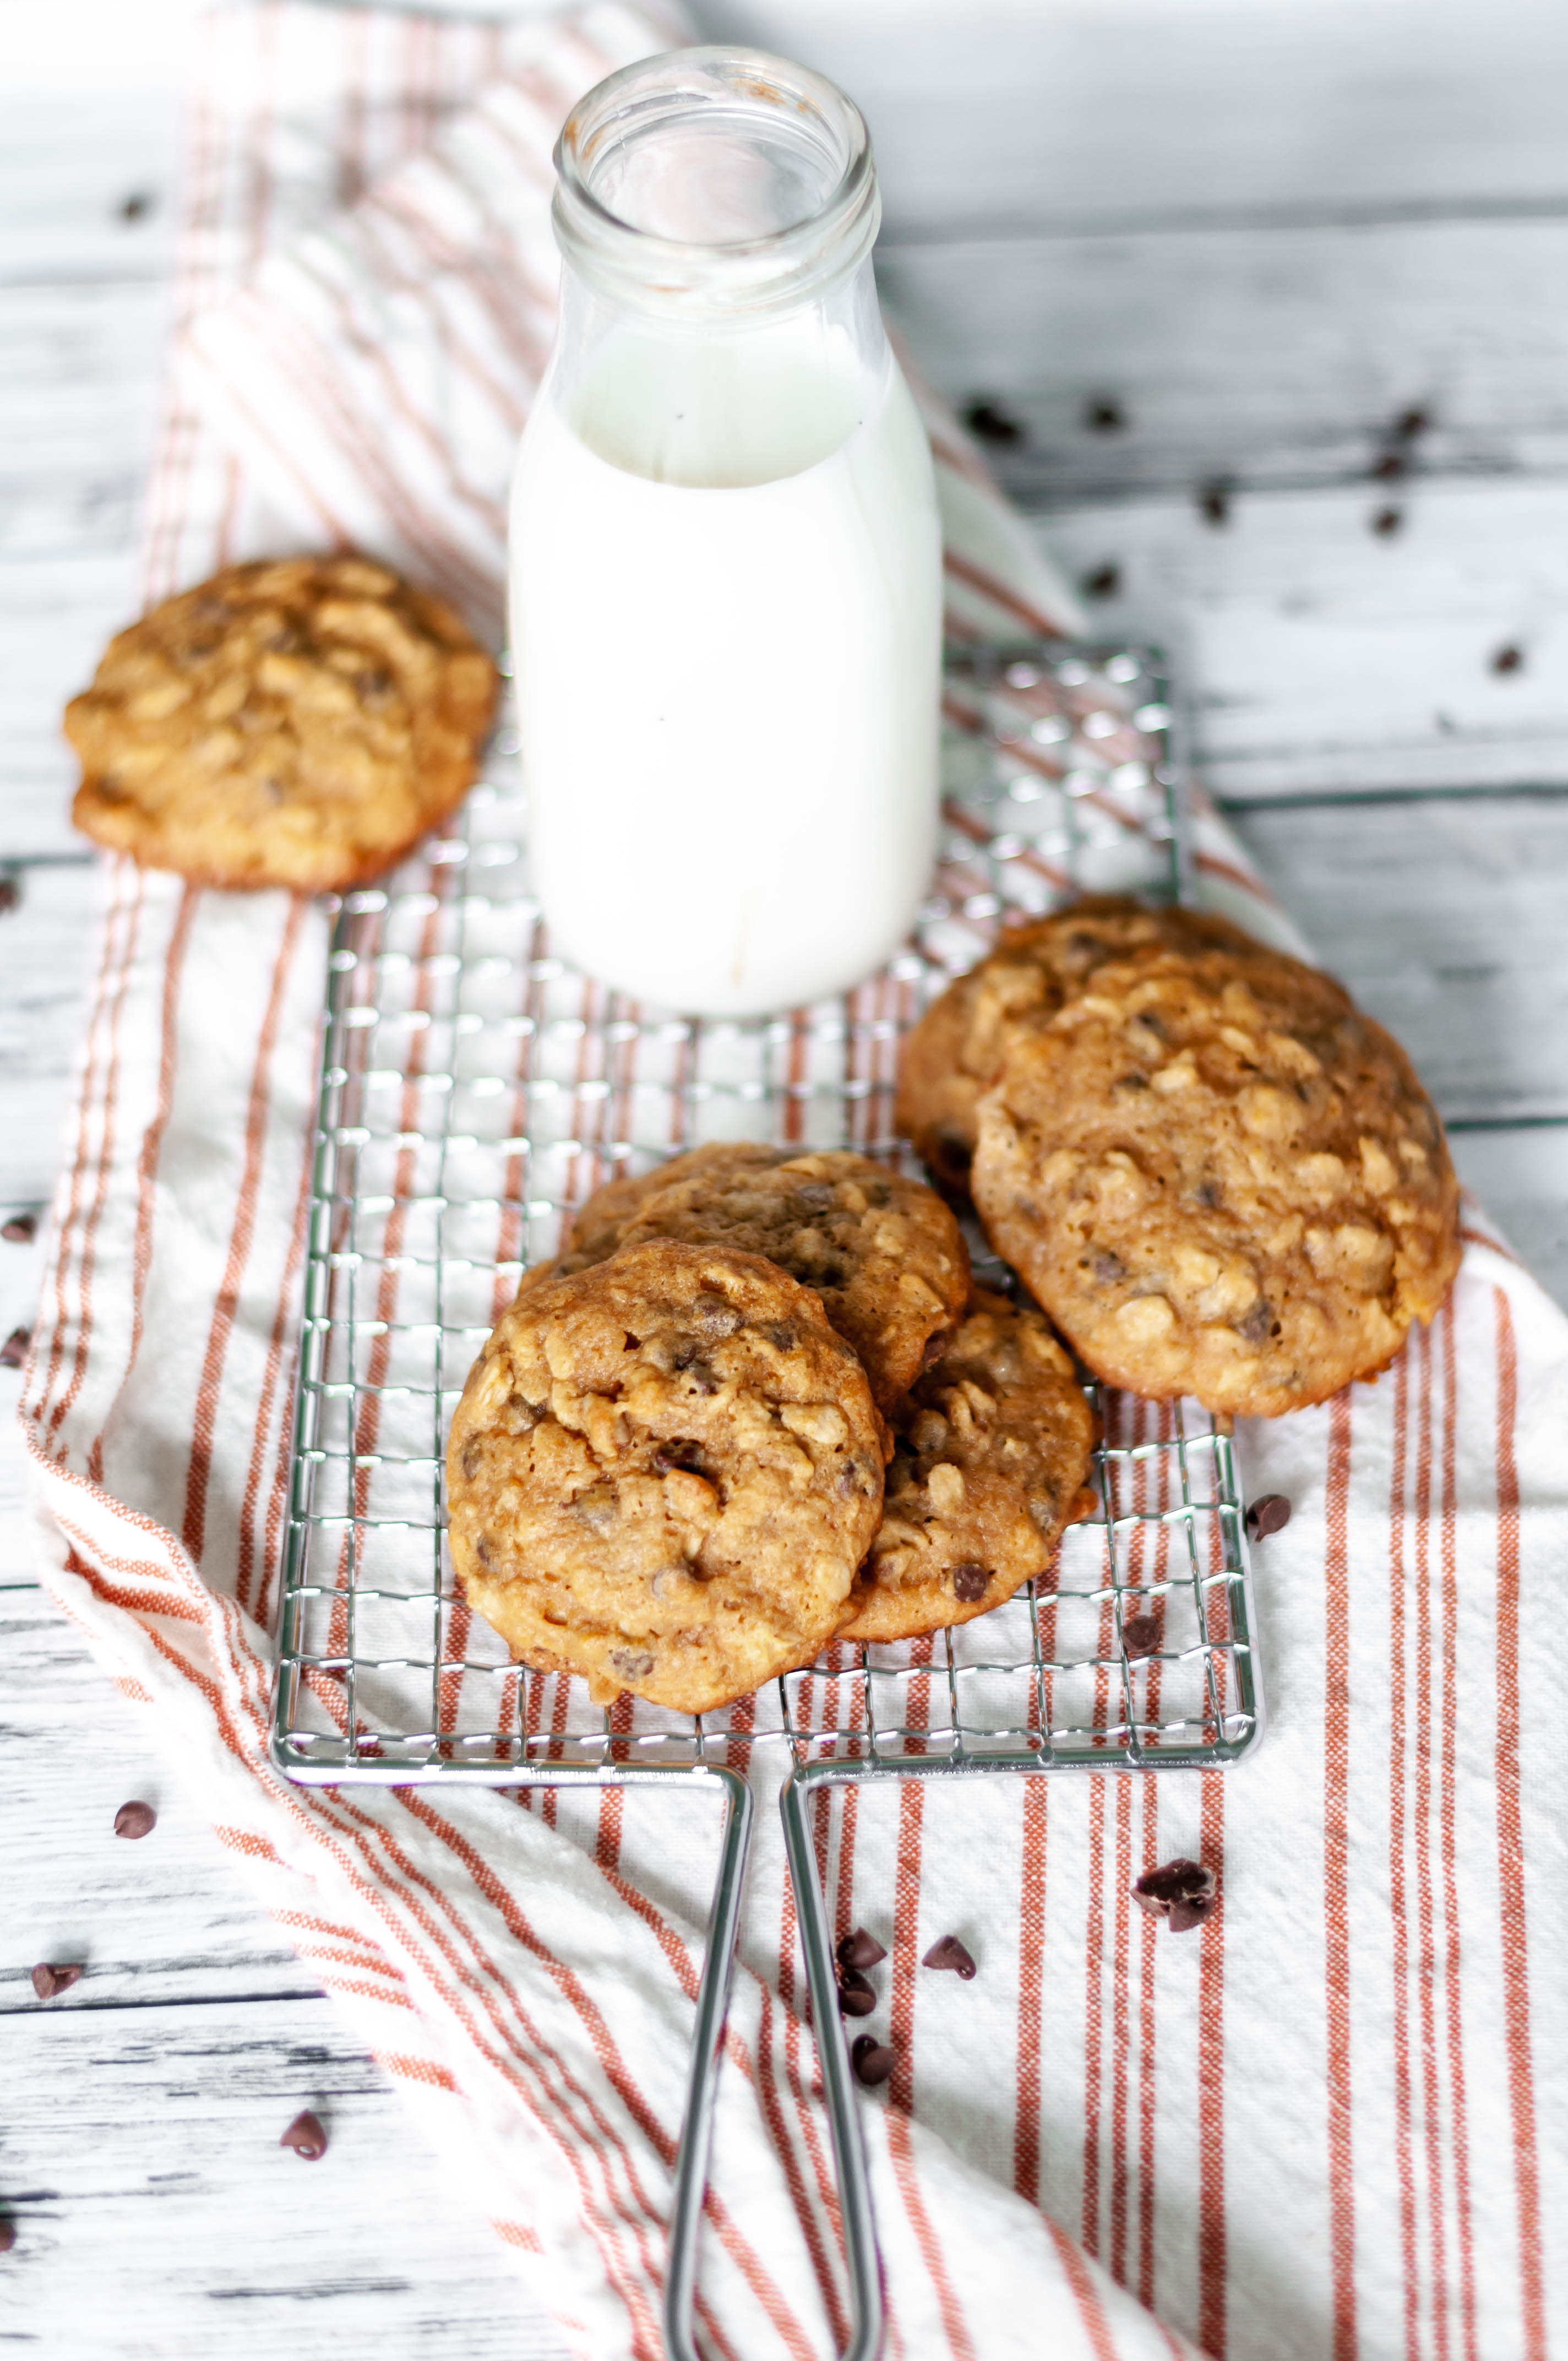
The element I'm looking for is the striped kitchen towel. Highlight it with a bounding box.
[21,6,1562,2358]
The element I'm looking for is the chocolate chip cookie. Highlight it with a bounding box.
[972,945,1460,1417]
[562,1144,970,1412]
[841,1290,1097,1644]
[66,557,497,890]
[445,1242,885,1715]
[897,898,1270,1196]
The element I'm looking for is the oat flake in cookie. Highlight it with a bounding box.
[445,1243,885,1716]
[896,897,1272,1199]
[574,1144,971,1412]
[841,1289,1097,1644]
[972,946,1460,1417]
[66,557,497,891]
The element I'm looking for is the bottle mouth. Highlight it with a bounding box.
[553,48,880,319]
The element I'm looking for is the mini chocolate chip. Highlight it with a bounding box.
[0,2217,14,2254]
[961,397,1025,448]
[1082,563,1121,601]
[1491,644,1523,675]
[113,1799,156,1840]
[461,1440,482,1481]
[1372,505,1403,537]
[1373,449,1406,481]
[920,1327,954,1372]
[693,1292,742,1337]
[652,1440,705,1476]
[763,1322,796,1351]
[609,1649,655,1680]
[1133,1858,1217,1930]
[2,1211,36,1243]
[280,2109,328,2160]
[1084,395,1125,433]
[1235,1299,1273,1346]
[922,1934,977,1979]
[1395,405,1430,440]
[792,1183,835,1211]
[0,1326,29,1368]
[837,1928,887,1972]
[1116,1070,1148,1090]
[851,2035,897,2087]
[1193,1180,1222,1210]
[1245,1493,1292,1541]
[1198,481,1231,526]
[1121,1613,1161,1655]
[837,1967,877,2017]
[31,1963,84,2001]
[951,1564,989,1604]
[1091,1253,1125,1285]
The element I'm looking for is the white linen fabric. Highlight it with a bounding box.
[22,8,1562,2359]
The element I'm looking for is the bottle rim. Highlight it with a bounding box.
[552,47,881,318]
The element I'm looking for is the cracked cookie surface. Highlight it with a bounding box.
[566,1144,970,1411]
[445,1242,885,1715]
[67,557,497,890]
[972,946,1460,1417]
[896,897,1272,1198]
[841,1290,1097,1644]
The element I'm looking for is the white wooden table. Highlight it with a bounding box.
[4,0,1566,2349]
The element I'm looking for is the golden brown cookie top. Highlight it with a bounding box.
[972,946,1460,1417]
[896,897,1270,1196]
[445,1242,885,1716]
[66,557,497,891]
[841,1288,1097,1645]
[606,1145,971,1410]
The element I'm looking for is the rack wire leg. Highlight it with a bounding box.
[662,1766,755,2361]
[780,1766,885,2361]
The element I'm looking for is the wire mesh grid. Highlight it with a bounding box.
[271,639,1263,1787]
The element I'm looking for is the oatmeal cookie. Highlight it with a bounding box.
[972,946,1460,1417]
[897,898,1270,1196]
[66,557,497,890]
[445,1242,885,1715]
[605,1146,971,1410]
[841,1290,1097,1644]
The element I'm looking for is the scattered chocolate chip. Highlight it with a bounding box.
[1,1212,36,1243]
[961,397,1026,449]
[763,1322,796,1351]
[609,1649,655,1680]
[1372,506,1403,537]
[1372,449,1406,482]
[0,875,20,915]
[0,2217,14,2254]
[1197,481,1231,526]
[951,1564,989,1604]
[31,1963,84,2000]
[0,1327,29,1369]
[1091,1252,1125,1285]
[1395,405,1430,441]
[113,1799,156,1840]
[280,2109,328,2160]
[1084,395,1125,433]
[1081,563,1121,601]
[119,191,156,222]
[837,1966,876,2017]
[1121,1613,1161,1655]
[922,1934,977,1979]
[837,1928,886,1972]
[1245,1493,1292,1541]
[1193,1179,1222,1210]
[851,2035,897,2087]
[1133,1858,1216,1932]
[1491,644,1523,676]
[651,1441,705,1476]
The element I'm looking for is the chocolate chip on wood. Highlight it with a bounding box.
[31,1963,84,2000]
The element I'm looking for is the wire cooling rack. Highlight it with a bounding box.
[270,639,1263,2361]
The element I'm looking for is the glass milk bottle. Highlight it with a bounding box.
[509,48,943,1017]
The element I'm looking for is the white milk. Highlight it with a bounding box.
[508,325,942,1016]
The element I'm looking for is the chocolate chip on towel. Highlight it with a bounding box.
[1133,1858,1217,1933]
[0,1328,29,1369]
[1121,1613,1161,1655]
[922,1934,977,1979]
[837,1967,876,2018]
[851,2036,897,2088]
[1244,1494,1292,1541]
[837,1928,886,1972]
